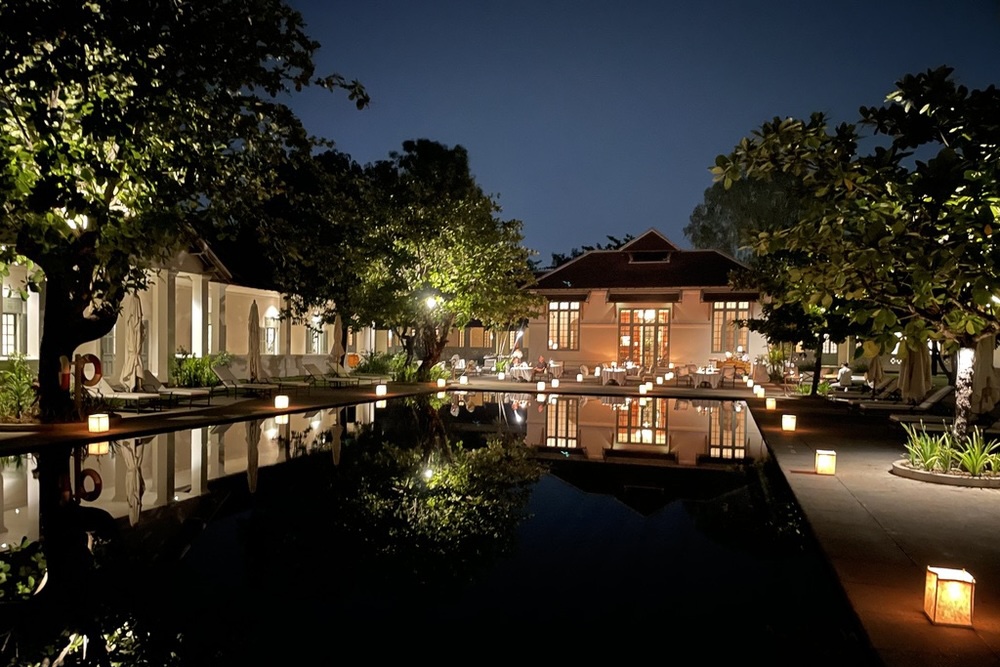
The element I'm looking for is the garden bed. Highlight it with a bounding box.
[890,459,1000,488]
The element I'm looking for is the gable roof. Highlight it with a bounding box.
[532,229,751,293]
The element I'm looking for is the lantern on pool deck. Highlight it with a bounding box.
[536,381,546,392]
[437,378,446,388]
[88,441,110,456]
[88,413,110,433]
[746,377,754,388]
[782,414,797,431]
[815,449,837,475]
[459,375,468,385]
[924,566,975,627]
[644,381,653,392]
[375,383,387,396]
[656,376,664,385]
[576,373,584,382]
[551,378,560,388]
[498,372,506,381]
[274,394,289,409]
[766,397,776,410]
[639,384,648,395]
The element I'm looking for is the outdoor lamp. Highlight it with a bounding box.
[639,384,648,395]
[498,371,506,381]
[88,413,110,433]
[782,414,797,431]
[924,566,975,627]
[275,414,289,425]
[375,383,387,396]
[274,394,289,409]
[766,397,776,410]
[815,449,837,475]
[436,391,446,399]
[536,394,545,402]
[375,400,387,409]
[536,381,546,391]
[459,375,468,385]
[665,372,674,382]
[746,377,754,388]
[576,373,583,382]
[594,368,601,377]
[437,378,446,388]
[644,381,653,392]
[551,378,560,388]
[656,376,664,385]
[88,441,110,456]
[755,386,766,398]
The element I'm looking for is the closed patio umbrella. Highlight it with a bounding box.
[865,355,885,395]
[329,313,346,367]
[247,300,261,382]
[899,343,932,404]
[119,437,146,527]
[119,294,144,391]
[971,335,999,415]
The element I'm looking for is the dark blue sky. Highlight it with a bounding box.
[285,0,999,264]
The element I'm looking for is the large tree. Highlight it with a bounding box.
[0,0,366,421]
[715,67,1000,440]
[354,139,542,381]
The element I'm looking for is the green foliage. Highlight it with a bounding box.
[0,353,37,422]
[902,423,1000,476]
[902,423,947,470]
[0,537,46,602]
[170,350,231,387]
[956,428,1000,476]
[354,350,396,377]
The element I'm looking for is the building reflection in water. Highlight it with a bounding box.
[0,393,762,546]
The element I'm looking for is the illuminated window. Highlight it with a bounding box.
[545,397,579,449]
[617,308,670,368]
[547,301,580,350]
[467,326,490,348]
[264,316,279,354]
[307,326,326,355]
[615,397,668,445]
[711,301,749,354]
[1,313,17,356]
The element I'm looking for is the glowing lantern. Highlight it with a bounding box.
[551,378,560,388]
[815,449,837,475]
[781,414,797,431]
[88,441,110,456]
[576,373,583,382]
[536,381,545,391]
[437,378,446,388]
[274,394,289,409]
[924,566,975,627]
[498,372,506,381]
[459,375,468,385]
[766,397,776,410]
[88,413,109,433]
[275,414,289,425]
[375,383,387,396]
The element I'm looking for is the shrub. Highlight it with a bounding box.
[0,353,37,422]
[902,422,946,471]
[956,427,1000,477]
[170,349,231,387]
[354,350,396,377]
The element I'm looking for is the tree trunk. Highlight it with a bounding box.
[951,346,975,444]
[810,338,824,397]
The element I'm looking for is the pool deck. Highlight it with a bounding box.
[2,377,999,666]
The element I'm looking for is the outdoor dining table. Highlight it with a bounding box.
[548,361,564,378]
[601,367,627,385]
[507,365,533,382]
[694,368,722,388]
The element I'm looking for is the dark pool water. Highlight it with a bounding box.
[0,394,881,665]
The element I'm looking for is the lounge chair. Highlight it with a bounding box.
[828,375,898,405]
[304,362,360,387]
[857,385,954,414]
[141,370,213,408]
[87,377,163,412]
[211,364,279,398]
[260,372,312,395]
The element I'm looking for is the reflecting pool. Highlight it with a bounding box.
[0,392,880,664]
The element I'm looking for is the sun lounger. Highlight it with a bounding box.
[142,370,214,407]
[211,364,279,398]
[87,377,163,412]
[261,373,313,395]
[304,362,360,387]
[828,375,898,405]
[857,385,953,414]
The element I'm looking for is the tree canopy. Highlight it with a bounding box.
[715,66,1000,439]
[0,0,365,420]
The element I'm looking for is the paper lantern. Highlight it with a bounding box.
[746,378,754,388]
[498,372,506,381]
[88,441,110,456]
[274,394,289,409]
[638,384,648,395]
[755,387,766,398]
[375,383,387,396]
[536,381,545,391]
[576,373,583,382]
[781,414,797,431]
[536,394,545,402]
[275,414,289,425]
[436,391,446,399]
[766,397,776,410]
[88,413,110,433]
[551,378,560,388]
[437,378,446,388]
[644,381,653,392]
[375,400,387,409]
[665,372,674,381]
[815,449,837,475]
[656,376,664,385]
[459,375,468,385]
[924,566,975,627]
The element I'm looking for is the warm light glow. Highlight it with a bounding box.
[594,368,601,377]
[925,566,975,627]
[437,378,446,388]
[815,449,837,475]
[88,413,110,433]
[656,376,663,385]
[665,371,674,381]
[782,414,797,431]
[536,381,545,391]
[425,296,438,310]
[88,441,110,456]
[275,414,289,425]
[576,373,583,382]
[459,375,468,385]
[436,391,446,399]
[375,383,387,396]
[639,384,648,395]
[755,387,766,398]
[644,381,653,392]
[498,372,506,381]
[274,394,289,409]
[375,400,387,409]
[766,397,776,410]
[746,378,754,388]
[536,393,545,402]
[668,362,674,369]
[551,378,560,388]
[423,467,433,480]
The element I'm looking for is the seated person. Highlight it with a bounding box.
[531,355,548,381]
[832,362,854,388]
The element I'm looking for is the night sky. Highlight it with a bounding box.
[284,0,1000,264]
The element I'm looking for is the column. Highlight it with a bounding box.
[151,270,177,377]
[191,274,209,357]
[211,282,227,353]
